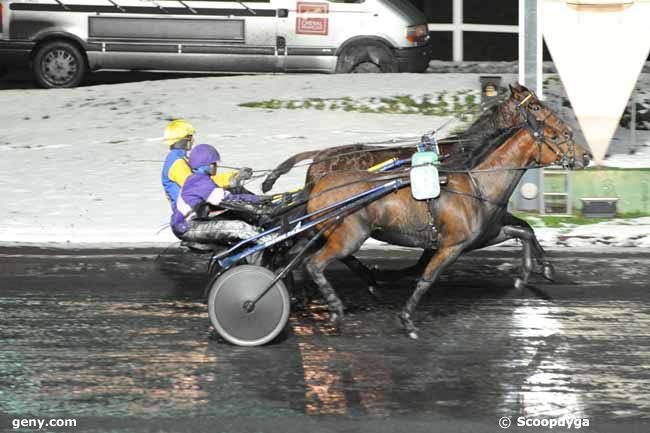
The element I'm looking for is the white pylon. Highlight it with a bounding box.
[542,0,650,164]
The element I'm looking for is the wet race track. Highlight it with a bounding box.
[1,247,649,433]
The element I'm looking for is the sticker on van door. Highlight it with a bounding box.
[296,2,329,36]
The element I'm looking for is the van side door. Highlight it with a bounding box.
[274,0,369,72]
[88,0,279,73]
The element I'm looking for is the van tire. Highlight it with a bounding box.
[33,41,86,88]
[352,62,382,73]
[337,42,398,74]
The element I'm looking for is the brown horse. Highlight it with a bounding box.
[263,84,558,289]
[303,93,590,339]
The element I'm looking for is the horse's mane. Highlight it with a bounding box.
[440,96,521,170]
[444,126,522,170]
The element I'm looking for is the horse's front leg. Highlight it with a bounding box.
[503,214,554,281]
[399,244,464,340]
[481,221,554,286]
[502,225,539,289]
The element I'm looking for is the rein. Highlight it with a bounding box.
[245,135,477,179]
[265,171,412,219]
[440,186,509,207]
[264,91,575,213]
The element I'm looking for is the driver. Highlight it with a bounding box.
[170,144,262,244]
[161,119,253,211]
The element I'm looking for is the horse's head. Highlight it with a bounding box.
[509,84,590,169]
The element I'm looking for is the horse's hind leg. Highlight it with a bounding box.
[372,249,435,282]
[339,249,435,297]
[305,223,369,328]
[339,255,379,297]
[400,245,464,340]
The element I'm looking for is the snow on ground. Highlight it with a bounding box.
[521,217,650,249]
[0,73,648,248]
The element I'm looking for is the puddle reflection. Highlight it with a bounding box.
[506,303,586,418]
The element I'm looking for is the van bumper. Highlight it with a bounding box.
[393,41,433,73]
[0,41,35,69]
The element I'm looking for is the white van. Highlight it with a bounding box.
[0,0,432,88]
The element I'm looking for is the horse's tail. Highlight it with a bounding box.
[261,150,320,193]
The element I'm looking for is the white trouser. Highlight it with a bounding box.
[181,219,259,244]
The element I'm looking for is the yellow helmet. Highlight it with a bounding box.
[164,119,196,147]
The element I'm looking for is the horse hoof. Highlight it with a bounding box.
[407,331,419,340]
[514,278,526,290]
[542,264,555,281]
[328,311,343,327]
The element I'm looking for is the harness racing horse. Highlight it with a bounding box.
[303,95,590,339]
[263,84,560,290]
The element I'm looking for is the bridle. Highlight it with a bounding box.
[441,92,579,207]
[517,92,576,168]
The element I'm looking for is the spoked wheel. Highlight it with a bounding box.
[33,41,86,88]
[208,265,290,346]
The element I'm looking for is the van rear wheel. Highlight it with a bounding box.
[337,42,398,73]
[352,62,382,73]
[33,41,86,88]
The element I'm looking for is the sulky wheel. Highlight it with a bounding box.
[207,265,290,346]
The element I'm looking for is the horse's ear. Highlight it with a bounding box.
[509,84,516,95]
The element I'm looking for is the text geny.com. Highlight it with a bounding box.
[12,418,77,430]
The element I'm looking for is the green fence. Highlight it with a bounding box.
[544,168,650,215]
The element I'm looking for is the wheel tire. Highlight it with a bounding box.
[352,62,382,73]
[337,43,398,74]
[33,41,86,88]
[542,264,555,281]
[207,265,290,346]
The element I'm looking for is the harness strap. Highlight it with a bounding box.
[466,169,486,202]
[441,186,508,207]
[425,199,438,249]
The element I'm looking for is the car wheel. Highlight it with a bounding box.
[352,61,382,73]
[337,43,398,73]
[33,41,86,88]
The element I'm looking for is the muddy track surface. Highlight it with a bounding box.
[1,248,649,432]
